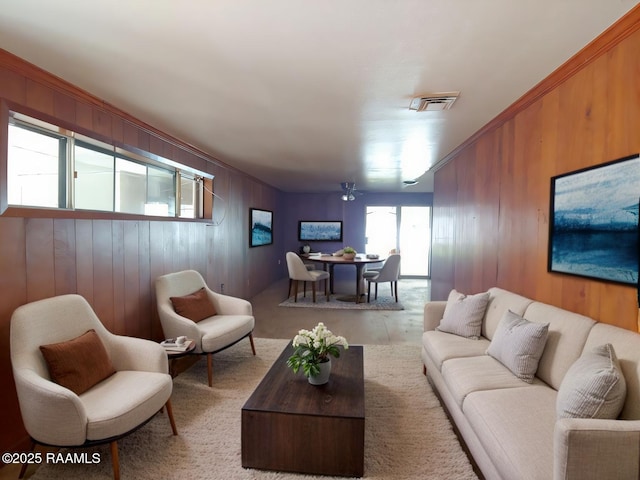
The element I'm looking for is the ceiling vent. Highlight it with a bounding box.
[409,92,460,112]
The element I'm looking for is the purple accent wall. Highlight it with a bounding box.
[277,191,432,283]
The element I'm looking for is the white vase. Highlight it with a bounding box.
[308,358,331,385]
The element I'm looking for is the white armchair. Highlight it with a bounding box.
[10,294,177,480]
[155,270,256,387]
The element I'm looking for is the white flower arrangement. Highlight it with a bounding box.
[287,322,349,378]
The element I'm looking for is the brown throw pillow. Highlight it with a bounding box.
[39,329,116,395]
[170,287,217,322]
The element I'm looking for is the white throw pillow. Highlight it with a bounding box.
[556,343,626,420]
[486,310,549,383]
[436,289,490,339]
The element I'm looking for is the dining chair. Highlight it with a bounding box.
[288,261,316,299]
[286,252,330,302]
[155,270,256,387]
[10,294,177,480]
[363,253,401,302]
[365,248,398,274]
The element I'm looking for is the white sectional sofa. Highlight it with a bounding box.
[421,287,640,480]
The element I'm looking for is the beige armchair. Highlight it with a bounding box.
[10,294,177,480]
[155,270,256,387]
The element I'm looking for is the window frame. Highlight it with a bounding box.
[7,119,69,209]
[1,103,214,221]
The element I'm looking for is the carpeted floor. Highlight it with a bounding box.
[279,294,404,311]
[29,338,477,480]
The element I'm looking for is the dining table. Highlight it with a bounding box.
[302,253,385,303]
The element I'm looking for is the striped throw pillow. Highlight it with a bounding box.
[556,343,626,419]
[486,310,549,383]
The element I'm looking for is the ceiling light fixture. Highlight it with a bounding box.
[403,180,419,186]
[340,182,357,201]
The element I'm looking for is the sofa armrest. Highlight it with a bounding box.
[554,418,640,480]
[424,301,446,331]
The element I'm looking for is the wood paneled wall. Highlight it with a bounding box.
[0,50,282,453]
[431,6,640,331]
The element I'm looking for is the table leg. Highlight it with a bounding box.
[355,264,366,303]
[328,264,335,294]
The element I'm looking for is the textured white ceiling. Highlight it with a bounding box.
[0,0,637,193]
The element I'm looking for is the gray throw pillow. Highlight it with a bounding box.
[486,310,549,383]
[436,289,490,339]
[556,343,626,420]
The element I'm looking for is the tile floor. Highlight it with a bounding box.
[252,277,431,346]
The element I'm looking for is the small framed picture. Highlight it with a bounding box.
[250,208,273,247]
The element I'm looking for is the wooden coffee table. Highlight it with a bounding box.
[242,344,365,477]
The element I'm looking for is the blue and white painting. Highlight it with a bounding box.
[250,209,273,247]
[299,221,343,242]
[549,154,640,285]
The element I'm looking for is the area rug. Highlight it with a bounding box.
[30,339,477,480]
[279,294,404,311]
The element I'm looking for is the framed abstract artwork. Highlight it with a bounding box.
[548,153,640,285]
[250,208,273,247]
[298,221,343,242]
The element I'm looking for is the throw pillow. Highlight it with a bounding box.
[486,310,549,383]
[556,343,626,420]
[40,329,116,395]
[436,289,490,339]
[170,287,217,322]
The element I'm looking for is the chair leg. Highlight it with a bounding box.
[303,281,307,297]
[312,282,317,302]
[288,278,292,298]
[375,283,379,299]
[207,353,213,387]
[18,441,36,479]
[110,441,120,480]
[394,281,399,302]
[325,278,330,301]
[249,333,257,355]
[293,281,299,302]
[165,399,178,435]
[367,282,371,303]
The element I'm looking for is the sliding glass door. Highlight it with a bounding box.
[365,205,431,277]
